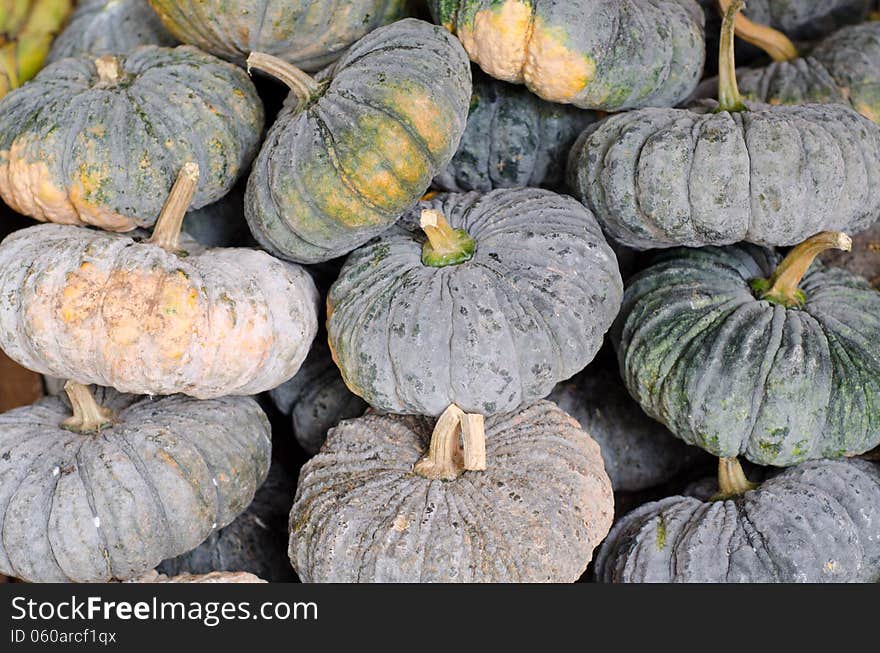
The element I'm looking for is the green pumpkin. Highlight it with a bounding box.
[567,2,880,250]
[597,458,880,582]
[429,0,706,111]
[244,19,471,264]
[47,0,177,63]
[0,383,271,583]
[0,46,263,231]
[148,0,407,71]
[433,68,598,192]
[327,188,623,417]
[615,233,880,466]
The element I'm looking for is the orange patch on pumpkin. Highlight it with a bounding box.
[458,1,533,84]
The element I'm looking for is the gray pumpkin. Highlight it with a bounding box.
[47,0,178,63]
[245,18,471,264]
[549,364,703,493]
[289,400,613,582]
[821,222,880,288]
[0,46,263,232]
[148,0,407,71]
[327,188,623,417]
[596,458,880,583]
[433,68,598,192]
[158,461,295,582]
[0,383,272,583]
[615,236,880,466]
[429,0,706,112]
[567,3,880,250]
[269,340,367,455]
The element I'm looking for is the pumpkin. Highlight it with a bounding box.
[821,222,880,289]
[148,0,407,71]
[0,45,263,231]
[289,400,613,582]
[429,0,706,111]
[567,1,880,250]
[0,382,272,583]
[0,0,72,98]
[244,18,471,264]
[549,359,704,493]
[615,232,880,466]
[596,457,880,582]
[269,340,367,455]
[327,188,623,422]
[433,68,598,192]
[0,164,319,399]
[158,461,295,582]
[129,570,265,583]
[47,0,177,63]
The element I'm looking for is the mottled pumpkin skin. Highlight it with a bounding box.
[549,363,702,492]
[0,46,263,231]
[159,462,295,582]
[245,19,471,264]
[596,459,880,583]
[734,23,880,124]
[0,388,271,583]
[269,340,367,455]
[568,102,880,249]
[0,224,319,399]
[290,401,613,582]
[616,244,880,466]
[47,0,177,62]
[429,0,705,111]
[821,222,880,288]
[148,0,407,71]
[328,188,623,416]
[433,69,598,192]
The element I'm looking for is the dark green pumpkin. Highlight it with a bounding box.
[244,18,471,264]
[0,46,264,231]
[429,0,706,111]
[597,458,880,582]
[433,68,598,192]
[615,235,880,466]
[47,0,177,63]
[327,188,623,417]
[148,0,407,71]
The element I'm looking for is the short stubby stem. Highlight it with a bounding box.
[61,381,115,434]
[94,55,125,86]
[420,209,476,267]
[715,457,757,499]
[751,231,852,308]
[247,52,322,111]
[414,404,487,480]
[148,162,200,252]
[717,0,799,62]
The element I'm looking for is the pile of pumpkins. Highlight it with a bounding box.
[0,0,877,584]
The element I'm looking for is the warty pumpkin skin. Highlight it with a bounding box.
[567,2,880,250]
[148,0,407,71]
[47,0,177,62]
[429,0,706,111]
[269,340,368,455]
[327,188,623,417]
[290,401,613,582]
[433,68,598,192]
[596,458,880,583]
[0,45,263,231]
[0,165,319,399]
[244,18,471,264]
[0,383,272,583]
[615,235,880,466]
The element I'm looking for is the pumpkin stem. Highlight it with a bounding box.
[61,381,115,434]
[715,457,757,499]
[717,0,799,62]
[420,209,476,267]
[716,0,748,113]
[148,162,200,252]
[751,231,852,308]
[414,405,486,480]
[94,55,124,85]
[247,52,320,110]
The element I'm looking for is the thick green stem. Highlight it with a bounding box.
[716,0,748,113]
[61,381,115,434]
[751,231,852,308]
[717,0,799,62]
[247,52,320,110]
[716,457,757,498]
[148,162,199,252]
[420,209,476,267]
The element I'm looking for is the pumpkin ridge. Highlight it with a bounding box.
[71,443,113,578]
